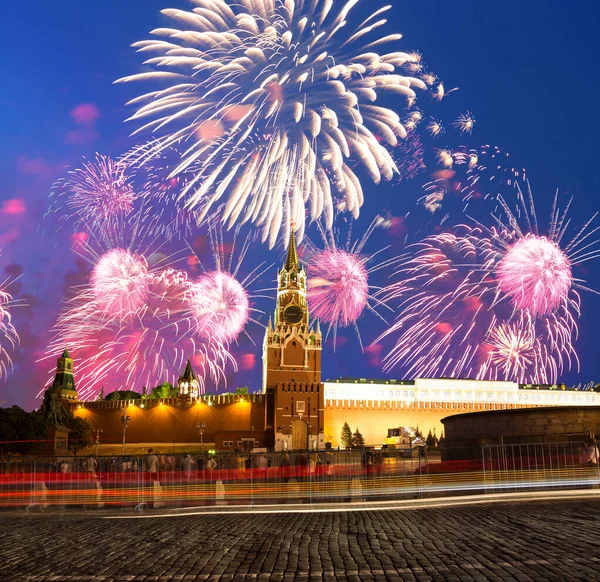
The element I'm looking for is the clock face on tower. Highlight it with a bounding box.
[283,304,303,325]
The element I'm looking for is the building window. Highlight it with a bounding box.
[465,391,473,400]
[296,401,306,413]
[454,391,461,400]
[442,390,451,400]
[476,391,483,400]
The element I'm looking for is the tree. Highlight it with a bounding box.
[0,406,47,456]
[425,430,435,448]
[235,387,249,397]
[414,425,422,438]
[438,431,445,448]
[146,382,178,399]
[96,387,105,401]
[341,422,353,450]
[63,414,94,455]
[105,390,141,401]
[351,428,365,449]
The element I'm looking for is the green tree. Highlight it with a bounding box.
[425,430,435,448]
[146,382,178,399]
[105,390,141,401]
[0,406,47,456]
[235,387,249,397]
[351,428,365,449]
[64,414,95,455]
[438,431,445,448]
[341,422,353,450]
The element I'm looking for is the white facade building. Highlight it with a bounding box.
[323,377,600,407]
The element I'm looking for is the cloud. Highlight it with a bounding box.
[239,353,256,371]
[0,199,26,216]
[16,156,54,178]
[70,103,100,125]
[365,343,383,367]
[66,103,100,145]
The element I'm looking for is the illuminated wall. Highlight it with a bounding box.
[73,395,267,446]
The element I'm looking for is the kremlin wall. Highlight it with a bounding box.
[44,230,600,452]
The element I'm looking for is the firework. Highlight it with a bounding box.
[0,268,19,382]
[497,235,572,316]
[46,265,234,401]
[304,217,394,348]
[420,187,446,213]
[421,145,526,214]
[190,270,250,344]
[91,248,149,320]
[484,322,538,382]
[376,183,599,383]
[426,118,445,138]
[432,82,458,101]
[118,0,427,246]
[392,133,426,184]
[453,112,476,134]
[125,141,201,239]
[50,155,135,230]
[188,222,271,345]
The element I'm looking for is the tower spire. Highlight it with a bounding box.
[285,224,299,271]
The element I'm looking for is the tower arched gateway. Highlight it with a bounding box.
[263,229,324,451]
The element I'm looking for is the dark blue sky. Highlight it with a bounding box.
[2,1,600,408]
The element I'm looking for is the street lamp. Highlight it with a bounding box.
[197,422,206,447]
[94,428,104,456]
[120,414,131,455]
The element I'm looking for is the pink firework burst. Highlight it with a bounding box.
[304,216,394,349]
[91,248,149,320]
[497,235,572,316]
[51,154,136,230]
[187,222,271,346]
[307,249,369,328]
[376,182,599,383]
[190,270,250,343]
[45,266,234,401]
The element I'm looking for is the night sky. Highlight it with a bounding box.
[2,1,600,409]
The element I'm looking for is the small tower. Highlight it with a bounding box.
[49,348,78,402]
[178,359,199,398]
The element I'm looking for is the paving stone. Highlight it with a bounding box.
[2,499,600,580]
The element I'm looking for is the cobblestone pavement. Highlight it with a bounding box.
[2,499,600,581]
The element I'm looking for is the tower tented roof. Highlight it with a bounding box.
[61,348,70,359]
[284,228,299,271]
[180,359,197,381]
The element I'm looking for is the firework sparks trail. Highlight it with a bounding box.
[125,141,201,239]
[376,182,600,384]
[117,0,428,246]
[0,264,20,382]
[50,155,136,231]
[420,145,527,213]
[304,216,396,349]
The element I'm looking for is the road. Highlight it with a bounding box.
[2,498,600,580]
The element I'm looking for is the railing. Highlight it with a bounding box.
[1,443,598,510]
[482,441,600,493]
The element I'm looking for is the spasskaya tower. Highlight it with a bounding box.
[262,229,324,451]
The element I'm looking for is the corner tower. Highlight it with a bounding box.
[49,348,78,402]
[263,229,324,450]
